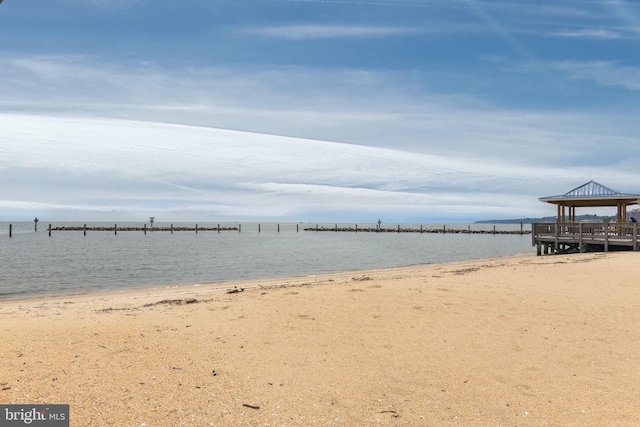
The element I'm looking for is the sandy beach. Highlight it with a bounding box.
[1,252,640,426]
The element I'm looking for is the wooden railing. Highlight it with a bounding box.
[532,222,639,253]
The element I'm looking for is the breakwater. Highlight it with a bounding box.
[51,225,238,232]
[304,225,530,235]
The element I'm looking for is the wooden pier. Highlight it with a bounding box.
[532,222,639,254]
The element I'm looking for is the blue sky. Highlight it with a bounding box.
[1,0,639,222]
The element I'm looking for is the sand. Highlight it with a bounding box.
[1,252,640,426]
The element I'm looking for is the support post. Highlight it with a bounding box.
[259,224,261,233]
[171,224,173,234]
[195,224,198,234]
[604,224,609,252]
[531,223,536,246]
[144,224,147,235]
[579,223,584,252]
[84,224,87,236]
[115,224,117,235]
[633,222,638,252]
[48,223,52,236]
[9,224,12,238]
[536,243,541,256]
[218,224,220,233]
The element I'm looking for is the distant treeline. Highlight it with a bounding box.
[476,214,612,224]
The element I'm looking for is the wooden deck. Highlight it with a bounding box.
[532,222,639,254]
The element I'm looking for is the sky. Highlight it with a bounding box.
[1,0,639,222]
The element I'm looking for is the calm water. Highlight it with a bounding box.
[0,222,533,300]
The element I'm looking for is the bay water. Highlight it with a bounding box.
[0,221,533,300]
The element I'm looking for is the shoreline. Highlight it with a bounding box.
[0,252,533,304]
[3,252,640,425]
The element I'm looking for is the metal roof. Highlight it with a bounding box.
[540,180,640,206]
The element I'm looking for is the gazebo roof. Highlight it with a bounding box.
[540,180,640,207]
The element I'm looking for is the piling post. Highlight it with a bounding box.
[9,224,12,237]
[48,223,52,236]
[195,224,198,234]
[278,224,280,233]
[296,224,299,233]
[443,225,446,234]
[218,224,221,233]
[335,224,337,232]
[468,225,471,233]
[258,224,261,233]
[633,222,638,252]
[84,224,87,236]
[171,224,174,234]
[355,224,358,232]
[239,224,241,233]
[493,225,496,235]
[144,224,147,235]
[115,224,117,235]
[398,225,400,233]
[579,223,584,252]
[520,222,523,235]
[316,224,318,232]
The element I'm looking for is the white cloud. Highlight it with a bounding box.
[3,54,638,165]
[553,60,640,91]
[1,113,638,222]
[552,28,626,40]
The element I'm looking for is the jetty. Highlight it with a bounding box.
[304,225,528,234]
[533,181,640,254]
[50,225,238,232]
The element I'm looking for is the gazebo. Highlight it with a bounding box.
[539,180,640,223]
[533,181,640,254]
